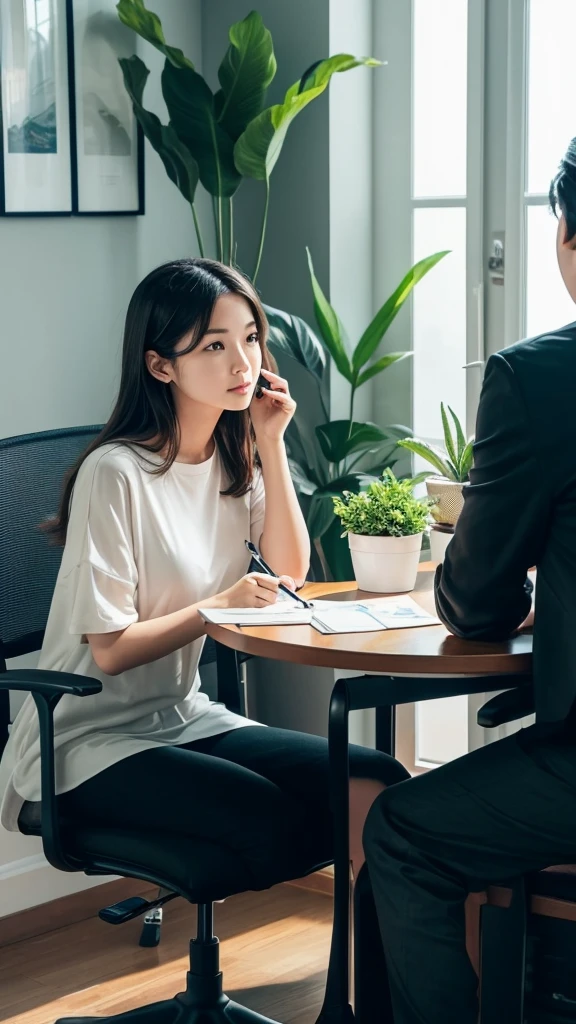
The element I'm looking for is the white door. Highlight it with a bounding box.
[374,0,576,773]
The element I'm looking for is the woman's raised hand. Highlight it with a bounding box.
[213,572,297,609]
[249,368,296,443]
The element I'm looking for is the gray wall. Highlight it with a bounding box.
[0,0,204,906]
[0,0,202,441]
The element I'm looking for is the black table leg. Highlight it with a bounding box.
[316,682,355,1024]
[375,703,396,757]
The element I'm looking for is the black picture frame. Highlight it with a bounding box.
[66,0,144,216]
[0,0,144,217]
[0,0,74,216]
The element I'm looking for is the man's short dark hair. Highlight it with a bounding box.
[550,138,576,244]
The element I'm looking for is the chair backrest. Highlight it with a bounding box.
[0,425,102,756]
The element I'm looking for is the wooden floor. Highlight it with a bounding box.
[0,884,333,1024]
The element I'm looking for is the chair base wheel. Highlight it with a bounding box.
[55,995,281,1024]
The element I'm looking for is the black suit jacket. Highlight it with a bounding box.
[435,322,576,725]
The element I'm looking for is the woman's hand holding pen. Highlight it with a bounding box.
[249,368,296,442]
[209,572,297,609]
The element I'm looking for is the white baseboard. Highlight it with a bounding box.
[0,851,114,918]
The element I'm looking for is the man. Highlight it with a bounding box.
[363,138,576,1024]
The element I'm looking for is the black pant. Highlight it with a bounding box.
[363,724,576,1024]
[59,724,409,893]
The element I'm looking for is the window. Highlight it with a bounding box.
[375,0,575,773]
[523,0,576,336]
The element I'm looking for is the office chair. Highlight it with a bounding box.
[475,686,576,1023]
[137,636,252,949]
[0,426,332,1024]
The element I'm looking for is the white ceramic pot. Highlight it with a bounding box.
[429,524,454,563]
[348,532,423,593]
[426,477,466,526]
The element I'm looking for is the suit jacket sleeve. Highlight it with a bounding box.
[434,351,551,640]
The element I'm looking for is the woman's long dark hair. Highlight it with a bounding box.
[45,258,274,545]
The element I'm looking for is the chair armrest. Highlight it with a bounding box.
[0,668,102,698]
[0,669,102,873]
[477,684,534,729]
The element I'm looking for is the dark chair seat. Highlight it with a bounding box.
[529,864,576,902]
[19,802,328,908]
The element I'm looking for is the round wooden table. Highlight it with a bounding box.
[205,563,534,1024]
[204,563,533,677]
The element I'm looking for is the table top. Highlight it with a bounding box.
[204,563,533,676]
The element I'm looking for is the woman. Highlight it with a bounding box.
[0,259,408,893]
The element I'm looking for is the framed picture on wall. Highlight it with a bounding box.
[0,0,73,215]
[67,0,144,215]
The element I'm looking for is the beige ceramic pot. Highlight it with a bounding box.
[425,477,466,526]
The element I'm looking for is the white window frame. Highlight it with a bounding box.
[373,0,487,772]
[372,0,486,441]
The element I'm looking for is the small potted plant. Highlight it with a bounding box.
[396,404,473,562]
[332,469,433,592]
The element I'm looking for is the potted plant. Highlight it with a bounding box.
[266,248,448,582]
[397,405,474,561]
[116,3,381,282]
[332,469,433,592]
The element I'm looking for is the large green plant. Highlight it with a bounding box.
[266,247,449,580]
[116,1,381,282]
[397,403,474,483]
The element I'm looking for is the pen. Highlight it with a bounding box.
[244,540,312,609]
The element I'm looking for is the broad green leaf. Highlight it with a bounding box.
[306,249,352,382]
[406,470,434,487]
[459,439,475,480]
[307,493,337,541]
[361,454,400,476]
[117,0,193,69]
[396,439,453,479]
[234,54,380,182]
[119,56,199,203]
[285,420,322,484]
[356,351,412,388]
[441,402,457,468]
[378,423,413,439]
[265,304,327,385]
[292,55,381,97]
[445,459,461,482]
[317,472,375,496]
[215,12,277,141]
[320,517,354,581]
[352,251,450,372]
[162,63,241,197]
[448,405,467,460]
[316,421,392,463]
[287,458,318,496]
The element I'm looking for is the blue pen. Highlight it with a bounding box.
[244,540,312,609]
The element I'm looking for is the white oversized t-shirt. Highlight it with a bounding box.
[0,442,266,832]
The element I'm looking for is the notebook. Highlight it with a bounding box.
[199,603,312,627]
[310,597,440,634]
[199,596,439,633]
